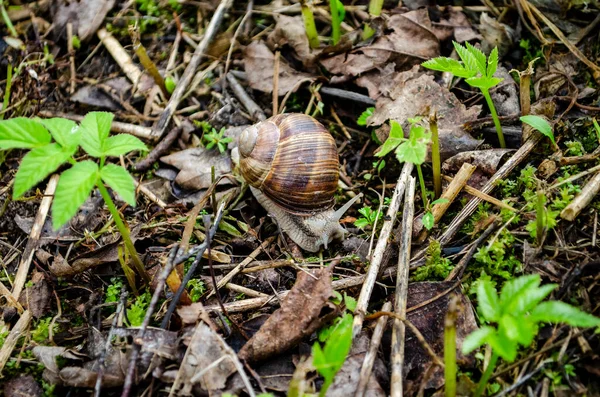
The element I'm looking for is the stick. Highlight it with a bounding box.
[353,162,413,337]
[97,28,143,87]
[355,301,392,397]
[226,72,266,121]
[0,310,32,374]
[11,174,59,299]
[132,125,183,171]
[151,0,232,141]
[390,176,416,397]
[560,170,600,221]
[67,23,76,94]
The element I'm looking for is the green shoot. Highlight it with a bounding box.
[0,112,150,286]
[535,190,546,246]
[520,115,555,146]
[362,0,383,40]
[329,0,345,45]
[422,197,449,231]
[301,0,320,49]
[463,274,600,396]
[444,296,459,397]
[593,118,600,143]
[357,107,374,126]
[354,205,378,229]
[423,43,506,148]
[429,112,442,198]
[0,2,17,38]
[313,313,353,396]
[203,126,232,153]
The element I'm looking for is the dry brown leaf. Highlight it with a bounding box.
[478,13,518,56]
[238,266,339,363]
[243,41,316,96]
[3,375,43,397]
[51,0,116,41]
[18,272,52,319]
[320,10,439,79]
[367,66,482,159]
[160,147,232,191]
[430,8,481,43]
[442,149,514,176]
[267,15,314,67]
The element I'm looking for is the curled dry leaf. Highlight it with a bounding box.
[3,375,43,397]
[160,147,232,192]
[18,272,52,319]
[320,10,439,81]
[267,15,314,67]
[443,149,514,176]
[51,0,116,41]
[238,266,339,363]
[430,8,482,43]
[243,41,316,96]
[367,66,482,159]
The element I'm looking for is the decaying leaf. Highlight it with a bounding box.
[267,15,314,67]
[243,41,316,96]
[442,149,514,176]
[430,8,481,43]
[18,271,52,319]
[238,266,339,362]
[478,12,518,56]
[160,147,232,191]
[51,0,116,41]
[3,375,43,397]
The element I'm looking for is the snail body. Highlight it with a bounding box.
[237,113,361,252]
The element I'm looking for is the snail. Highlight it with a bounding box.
[233,113,362,252]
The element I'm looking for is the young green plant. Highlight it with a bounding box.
[0,112,150,285]
[362,0,383,40]
[202,126,232,153]
[423,42,506,148]
[463,274,600,397]
[520,114,555,146]
[329,0,345,45]
[301,0,320,49]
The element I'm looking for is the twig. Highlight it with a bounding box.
[226,72,267,121]
[560,170,600,221]
[353,162,413,337]
[390,176,416,397]
[11,174,59,299]
[151,0,233,141]
[0,310,32,374]
[355,301,392,397]
[67,23,76,94]
[97,28,144,87]
[442,174,517,211]
[130,26,168,97]
[132,125,184,171]
[320,87,376,106]
[273,50,280,115]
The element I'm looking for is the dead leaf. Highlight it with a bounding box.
[478,12,518,56]
[367,66,482,159]
[3,375,43,397]
[51,0,116,41]
[490,67,520,117]
[160,147,232,192]
[238,266,339,362]
[320,10,439,79]
[442,149,514,176]
[18,272,52,319]
[32,346,87,385]
[430,8,481,43]
[267,15,314,67]
[243,41,316,96]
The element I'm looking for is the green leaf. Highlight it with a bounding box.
[100,164,136,206]
[520,115,555,145]
[52,160,99,230]
[80,112,114,157]
[422,211,434,230]
[487,47,499,78]
[531,301,600,328]
[476,279,500,322]
[465,76,503,91]
[396,140,427,165]
[461,325,495,354]
[464,42,487,76]
[454,41,480,74]
[422,57,476,79]
[500,316,536,347]
[39,118,81,149]
[375,121,404,157]
[505,283,557,315]
[489,330,518,362]
[0,118,51,149]
[499,274,540,314]
[13,144,73,198]
[344,294,357,311]
[354,218,370,229]
[357,107,374,126]
[431,198,449,205]
[102,134,148,157]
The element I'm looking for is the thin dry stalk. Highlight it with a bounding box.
[133,126,183,171]
[560,170,600,221]
[390,176,416,397]
[152,0,233,141]
[442,175,516,211]
[355,301,392,397]
[97,28,143,86]
[130,26,168,97]
[353,162,414,337]
[226,72,267,121]
[273,50,280,115]
[226,283,270,298]
[11,174,59,299]
[0,310,32,374]
[67,23,76,94]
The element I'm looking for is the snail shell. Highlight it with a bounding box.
[238,113,339,215]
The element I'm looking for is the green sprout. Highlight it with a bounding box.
[301,0,320,49]
[329,0,345,45]
[203,127,232,153]
[362,0,383,40]
[463,274,600,397]
[423,42,506,148]
[520,115,555,146]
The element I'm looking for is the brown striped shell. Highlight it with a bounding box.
[238,113,339,215]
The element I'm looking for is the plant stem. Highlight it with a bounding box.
[416,164,428,209]
[0,3,17,38]
[362,0,383,40]
[301,1,320,49]
[536,190,546,246]
[0,64,12,121]
[481,88,506,148]
[97,183,150,284]
[444,304,457,397]
[329,0,341,45]
[430,111,442,199]
[475,351,499,397]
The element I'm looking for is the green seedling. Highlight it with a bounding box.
[423,42,506,148]
[362,0,383,40]
[357,107,374,126]
[0,112,149,285]
[429,112,442,198]
[188,279,206,302]
[354,205,379,230]
[0,2,17,38]
[126,290,151,326]
[329,0,345,45]
[520,115,555,146]
[312,313,353,396]
[463,274,600,397]
[203,126,232,153]
[422,197,449,231]
[301,0,320,49]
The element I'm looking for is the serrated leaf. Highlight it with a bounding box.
[499,274,540,312]
[0,118,51,149]
[13,144,73,198]
[520,115,555,145]
[357,107,374,126]
[454,41,480,74]
[100,164,136,206]
[477,280,500,322]
[52,161,98,230]
[375,121,404,157]
[80,112,114,157]
[465,76,503,91]
[354,218,370,229]
[489,329,518,362]
[531,301,600,328]
[39,118,81,149]
[396,140,427,165]
[422,211,434,230]
[102,134,148,157]
[500,316,536,347]
[422,57,476,79]
[464,42,487,76]
[505,283,557,315]
[461,325,495,354]
[487,47,499,78]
